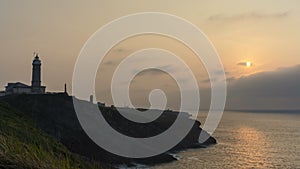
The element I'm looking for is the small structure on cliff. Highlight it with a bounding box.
[2,53,46,95]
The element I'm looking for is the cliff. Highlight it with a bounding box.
[0,94,216,167]
[0,101,110,169]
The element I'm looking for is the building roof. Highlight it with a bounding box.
[6,82,31,89]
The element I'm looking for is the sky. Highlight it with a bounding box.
[0,0,300,110]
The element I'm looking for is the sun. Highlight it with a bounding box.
[246,61,252,68]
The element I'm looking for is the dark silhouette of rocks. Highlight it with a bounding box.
[0,94,216,166]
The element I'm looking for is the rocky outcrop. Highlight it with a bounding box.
[1,94,216,166]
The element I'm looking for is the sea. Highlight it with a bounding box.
[151,111,300,169]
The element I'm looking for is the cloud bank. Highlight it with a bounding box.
[227,65,300,110]
[208,11,290,22]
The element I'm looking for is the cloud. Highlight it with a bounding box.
[227,65,300,110]
[201,78,217,83]
[201,69,229,84]
[134,65,177,77]
[113,48,131,53]
[208,11,290,22]
[103,60,115,65]
[237,62,247,66]
[237,61,252,67]
[133,65,300,110]
[226,77,236,83]
[135,68,167,77]
[214,69,229,75]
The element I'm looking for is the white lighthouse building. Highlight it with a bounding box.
[4,53,46,95]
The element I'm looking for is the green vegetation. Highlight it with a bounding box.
[0,101,108,169]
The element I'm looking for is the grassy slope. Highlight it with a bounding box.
[0,101,109,169]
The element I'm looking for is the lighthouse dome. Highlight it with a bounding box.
[33,55,41,65]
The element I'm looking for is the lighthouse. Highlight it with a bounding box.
[2,53,46,95]
[32,54,41,87]
[31,53,46,94]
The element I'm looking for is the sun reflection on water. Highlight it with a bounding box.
[231,127,270,168]
[155,112,300,169]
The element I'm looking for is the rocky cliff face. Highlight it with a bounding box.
[1,94,216,165]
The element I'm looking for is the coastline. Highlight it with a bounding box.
[0,93,216,167]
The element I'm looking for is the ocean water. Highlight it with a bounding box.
[154,111,300,169]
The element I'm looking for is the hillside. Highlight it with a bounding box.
[0,101,110,169]
[0,94,216,166]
